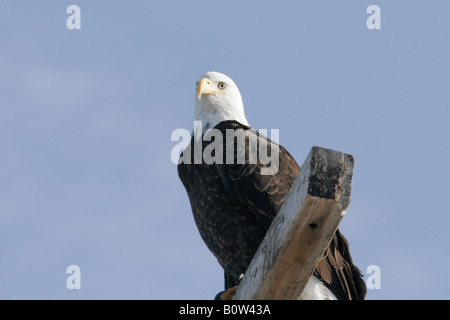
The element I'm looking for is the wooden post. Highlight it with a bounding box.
[233,146,354,300]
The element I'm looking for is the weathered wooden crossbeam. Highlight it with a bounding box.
[233,146,354,300]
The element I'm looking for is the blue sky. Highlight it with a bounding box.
[0,1,449,299]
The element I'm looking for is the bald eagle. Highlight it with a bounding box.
[178,72,366,300]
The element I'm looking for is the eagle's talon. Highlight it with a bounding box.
[220,286,238,300]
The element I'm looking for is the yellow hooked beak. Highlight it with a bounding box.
[197,78,223,100]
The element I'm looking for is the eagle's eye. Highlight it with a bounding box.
[218,82,227,90]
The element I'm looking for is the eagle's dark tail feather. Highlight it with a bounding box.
[314,229,367,300]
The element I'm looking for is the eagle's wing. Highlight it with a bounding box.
[213,121,300,231]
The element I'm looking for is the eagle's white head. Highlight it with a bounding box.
[194,71,249,141]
